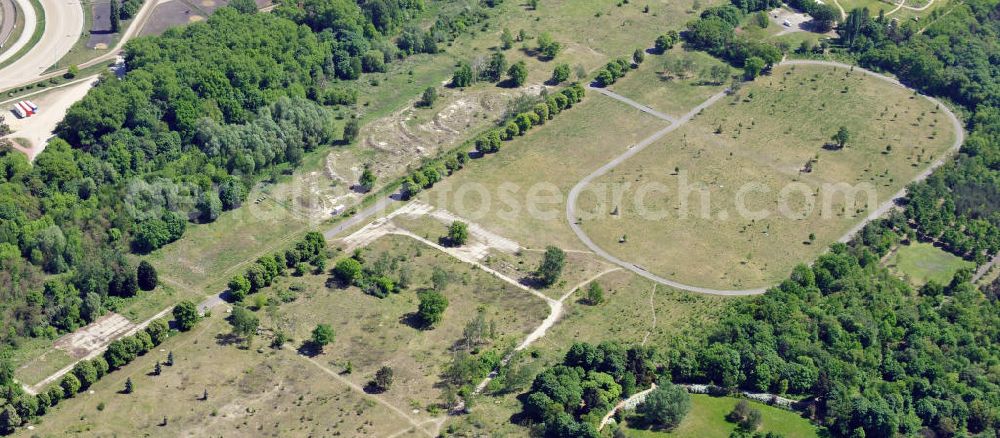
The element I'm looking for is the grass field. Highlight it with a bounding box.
[422,95,664,251]
[25,311,420,437]
[887,242,974,286]
[577,63,957,289]
[622,394,819,438]
[255,234,549,413]
[606,48,730,118]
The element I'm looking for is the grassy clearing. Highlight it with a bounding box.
[390,210,616,300]
[26,311,416,437]
[147,196,311,294]
[840,0,896,15]
[537,269,731,355]
[423,95,664,250]
[10,338,74,386]
[257,234,548,413]
[623,394,819,438]
[579,63,957,289]
[605,47,729,118]
[887,242,974,286]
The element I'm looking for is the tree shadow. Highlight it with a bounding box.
[518,276,546,289]
[398,312,428,330]
[821,142,844,151]
[214,333,242,347]
[363,381,388,394]
[297,341,322,357]
[497,78,520,88]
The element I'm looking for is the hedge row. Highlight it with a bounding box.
[400,83,586,199]
[227,232,328,302]
[0,317,172,434]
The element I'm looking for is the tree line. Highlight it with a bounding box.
[0,0,450,367]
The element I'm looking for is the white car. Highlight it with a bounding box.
[783,20,791,26]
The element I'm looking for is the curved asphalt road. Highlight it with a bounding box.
[0,0,83,90]
[566,59,965,296]
[0,0,36,63]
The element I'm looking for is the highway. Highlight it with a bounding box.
[0,0,83,90]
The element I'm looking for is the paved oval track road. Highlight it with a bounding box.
[566,59,965,296]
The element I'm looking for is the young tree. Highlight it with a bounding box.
[342,118,360,144]
[536,246,565,287]
[507,61,528,87]
[633,49,645,66]
[358,165,377,192]
[452,62,474,87]
[137,260,158,291]
[417,290,449,327]
[311,324,334,351]
[65,64,79,79]
[500,28,514,50]
[61,374,81,398]
[447,221,469,246]
[654,31,679,53]
[228,274,251,301]
[124,377,134,394]
[637,382,691,430]
[430,266,451,292]
[550,63,571,84]
[743,56,766,80]
[154,361,162,376]
[586,282,604,305]
[373,366,394,392]
[483,52,508,82]
[832,126,851,148]
[229,306,259,342]
[333,258,363,285]
[419,86,438,107]
[173,300,199,331]
[167,351,175,366]
[536,32,561,59]
[708,64,730,85]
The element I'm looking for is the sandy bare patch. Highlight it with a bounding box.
[53,313,136,359]
[189,15,204,22]
[93,43,108,50]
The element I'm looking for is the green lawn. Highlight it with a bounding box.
[623,394,819,438]
[888,242,974,286]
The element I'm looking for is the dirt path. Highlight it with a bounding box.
[973,253,999,284]
[831,0,847,19]
[287,345,441,438]
[641,284,657,346]
[587,86,678,123]
[599,383,658,430]
[566,59,965,296]
[887,0,936,15]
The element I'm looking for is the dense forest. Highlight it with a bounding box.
[836,0,1000,263]
[1,0,507,360]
